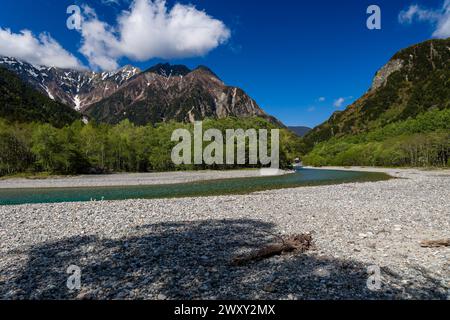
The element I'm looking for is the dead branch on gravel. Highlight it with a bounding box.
[420,239,450,248]
[231,234,313,266]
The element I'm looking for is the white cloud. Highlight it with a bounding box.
[78,6,122,70]
[318,97,326,102]
[0,28,85,69]
[399,0,450,38]
[333,97,346,108]
[398,5,439,24]
[79,0,231,70]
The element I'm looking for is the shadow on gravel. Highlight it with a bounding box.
[0,219,447,300]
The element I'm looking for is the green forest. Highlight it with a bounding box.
[0,116,303,176]
[0,67,80,127]
[302,108,450,167]
[1,107,448,177]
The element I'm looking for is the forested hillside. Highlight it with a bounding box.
[303,108,449,167]
[303,39,449,150]
[0,67,80,127]
[302,38,450,167]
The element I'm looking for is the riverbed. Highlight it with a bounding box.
[0,167,448,299]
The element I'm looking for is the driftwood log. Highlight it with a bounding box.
[420,239,450,248]
[231,234,313,266]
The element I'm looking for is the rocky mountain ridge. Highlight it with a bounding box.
[0,57,141,111]
[0,57,280,126]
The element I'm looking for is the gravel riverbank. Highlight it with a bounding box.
[0,170,288,189]
[0,168,448,300]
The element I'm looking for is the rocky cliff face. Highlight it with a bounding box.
[370,59,403,91]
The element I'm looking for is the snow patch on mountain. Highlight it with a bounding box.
[73,95,81,111]
[41,84,55,100]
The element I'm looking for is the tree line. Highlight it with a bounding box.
[0,117,302,176]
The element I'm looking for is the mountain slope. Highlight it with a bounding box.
[303,38,450,150]
[0,57,141,110]
[85,64,279,126]
[0,67,80,127]
[288,126,311,137]
[0,58,282,127]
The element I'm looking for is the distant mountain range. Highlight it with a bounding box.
[0,58,281,126]
[303,38,450,150]
[3,37,446,136]
[288,126,311,137]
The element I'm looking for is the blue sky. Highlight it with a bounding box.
[0,0,448,127]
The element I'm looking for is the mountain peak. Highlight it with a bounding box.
[192,65,221,80]
[145,63,191,77]
[117,64,141,73]
[0,56,18,64]
[109,65,141,82]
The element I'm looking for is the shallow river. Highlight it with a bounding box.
[0,169,390,205]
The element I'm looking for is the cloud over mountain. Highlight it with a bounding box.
[399,0,450,38]
[79,0,231,70]
[0,28,85,69]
